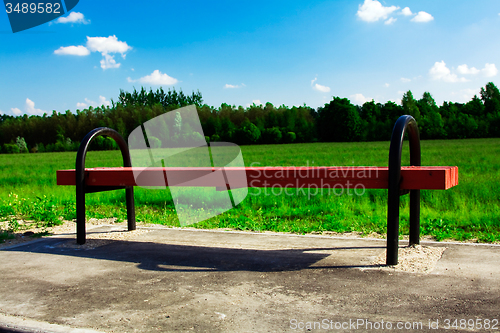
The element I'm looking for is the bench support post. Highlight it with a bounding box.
[387,115,421,265]
[76,128,136,244]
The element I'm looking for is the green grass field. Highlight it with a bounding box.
[1,138,499,242]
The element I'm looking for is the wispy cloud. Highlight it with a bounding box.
[451,88,481,103]
[224,83,245,89]
[246,99,262,107]
[127,70,178,85]
[400,77,411,83]
[55,12,90,24]
[54,45,90,56]
[76,96,110,109]
[411,11,434,23]
[311,78,331,93]
[100,54,120,69]
[384,17,397,25]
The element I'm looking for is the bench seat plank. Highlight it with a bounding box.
[57,166,458,190]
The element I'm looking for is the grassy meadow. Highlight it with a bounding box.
[1,138,499,242]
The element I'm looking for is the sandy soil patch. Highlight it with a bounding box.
[371,244,447,273]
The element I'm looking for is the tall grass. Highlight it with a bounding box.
[0,138,499,242]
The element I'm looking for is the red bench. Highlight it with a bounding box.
[57,115,458,265]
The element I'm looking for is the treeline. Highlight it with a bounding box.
[1,82,499,153]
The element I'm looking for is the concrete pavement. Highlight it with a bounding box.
[0,225,499,332]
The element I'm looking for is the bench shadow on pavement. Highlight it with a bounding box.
[1,236,386,272]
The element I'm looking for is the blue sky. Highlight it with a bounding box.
[1,0,499,116]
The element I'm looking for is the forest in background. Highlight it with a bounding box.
[1,82,499,153]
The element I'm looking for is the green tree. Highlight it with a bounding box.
[360,100,381,141]
[418,93,446,139]
[318,97,361,142]
[480,82,500,116]
[402,90,421,121]
[15,136,28,153]
[235,120,261,145]
[283,131,296,143]
[261,127,282,144]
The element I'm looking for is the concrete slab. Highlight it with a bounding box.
[1,226,499,332]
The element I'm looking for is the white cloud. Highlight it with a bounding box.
[401,7,412,16]
[384,17,397,25]
[356,0,399,22]
[384,83,390,87]
[451,88,481,103]
[411,11,434,23]
[391,98,402,105]
[77,96,110,109]
[25,98,45,115]
[428,62,497,82]
[86,35,131,56]
[128,70,178,85]
[11,98,45,116]
[100,54,120,70]
[456,63,497,78]
[55,35,131,70]
[98,96,111,107]
[224,83,245,89]
[350,93,373,105]
[400,77,411,83]
[56,12,89,24]
[429,61,467,83]
[87,35,131,70]
[482,63,498,77]
[54,45,90,56]
[457,64,480,75]
[246,99,262,107]
[311,78,331,92]
[0,109,3,115]
[313,83,330,93]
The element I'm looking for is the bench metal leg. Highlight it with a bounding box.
[387,115,421,265]
[75,128,136,245]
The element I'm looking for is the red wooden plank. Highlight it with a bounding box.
[57,166,458,190]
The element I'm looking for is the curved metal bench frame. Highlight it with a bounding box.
[387,115,421,265]
[76,128,136,245]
